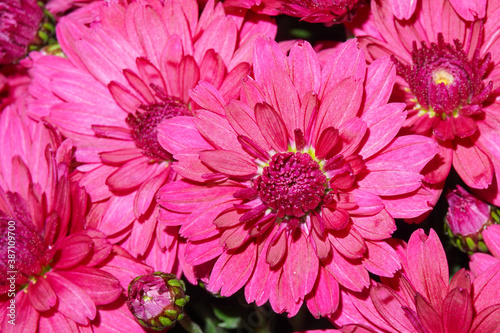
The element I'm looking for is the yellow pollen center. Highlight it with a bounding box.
[433,69,454,86]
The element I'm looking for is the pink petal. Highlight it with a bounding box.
[285,230,319,302]
[323,248,370,292]
[39,311,77,332]
[2,292,39,333]
[371,284,416,332]
[358,161,424,196]
[449,0,486,20]
[358,103,406,159]
[179,55,201,102]
[363,57,396,113]
[157,179,240,213]
[390,0,418,20]
[453,141,493,189]
[53,233,93,269]
[218,62,251,100]
[442,287,473,333]
[127,207,157,256]
[470,305,500,333]
[199,149,257,177]
[351,209,396,241]
[190,81,226,115]
[134,169,171,217]
[172,152,215,182]
[269,269,302,317]
[158,116,212,155]
[208,242,257,296]
[305,267,340,318]
[28,276,57,311]
[472,262,500,313]
[407,229,449,312]
[199,49,227,89]
[415,294,444,333]
[225,99,269,150]
[329,226,367,260]
[185,236,224,265]
[315,78,363,144]
[362,240,401,277]
[57,266,122,305]
[288,41,321,102]
[482,224,500,258]
[195,110,244,153]
[133,5,167,66]
[106,157,162,191]
[98,192,136,235]
[339,189,384,216]
[254,102,289,152]
[245,236,274,306]
[46,272,97,324]
[382,187,436,219]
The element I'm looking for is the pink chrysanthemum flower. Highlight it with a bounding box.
[224,0,366,23]
[0,105,151,332]
[349,0,500,207]
[27,0,276,276]
[330,229,500,333]
[0,0,43,64]
[156,38,438,316]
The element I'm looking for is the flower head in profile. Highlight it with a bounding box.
[331,229,500,333]
[157,37,438,317]
[27,0,276,276]
[350,0,500,207]
[0,105,151,332]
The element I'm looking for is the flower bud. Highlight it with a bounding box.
[445,185,500,253]
[127,272,189,330]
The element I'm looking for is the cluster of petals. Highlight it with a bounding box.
[156,37,438,316]
[330,229,500,333]
[470,223,500,277]
[223,0,366,23]
[27,0,277,277]
[0,105,151,332]
[350,0,500,208]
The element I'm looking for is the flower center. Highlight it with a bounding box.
[394,33,492,140]
[126,97,189,162]
[0,215,49,290]
[253,152,327,218]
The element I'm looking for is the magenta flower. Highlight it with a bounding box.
[350,0,500,206]
[331,229,500,333]
[0,105,151,332]
[0,0,43,64]
[445,185,499,253]
[27,0,276,276]
[157,37,438,316]
[224,0,366,23]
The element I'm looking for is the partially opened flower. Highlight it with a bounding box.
[349,0,500,208]
[27,0,276,276]
[157,37,438,316]
[331,229,500,333]
[445,185,499,253]
[0,105,151,332]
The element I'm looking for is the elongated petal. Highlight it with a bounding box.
[199,150,257,177]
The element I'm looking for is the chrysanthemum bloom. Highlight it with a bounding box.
[27,0,276,276]
[0,106,152,332]
[224,0,366,23]
[445,185,500,253]
[349,0,500,207]
[387,0,486,20]
[0,0,43,64]
[157,37,438,316]
[330,229,500,333]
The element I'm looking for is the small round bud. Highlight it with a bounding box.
[445,186,500,253]
[127,272,189,330]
